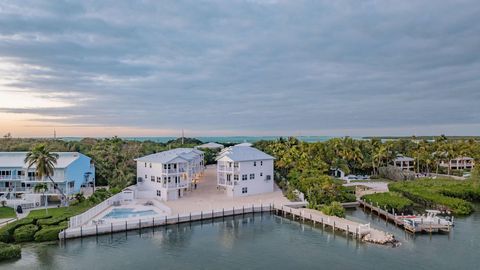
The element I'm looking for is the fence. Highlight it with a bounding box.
[68,192,124,228]
[60,204,274,240]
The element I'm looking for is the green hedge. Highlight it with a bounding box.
[0,242,21,262]
[37,216,68,226]
[13,224,39,243]
[0,218,34,243]
[34,223,68,242]
[362,192,413,213]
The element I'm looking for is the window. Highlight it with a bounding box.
[249,173,255,180]
[227,174,231,181]
[151,176,155,182]
[253,161,257,166]
[234,175,239,181]
[145,175,147,181]
[260,161,263,166]
[168,176,171,183]
[164,164,167,170]
[242,174,248,181]
[149,163,152,168]
[260,173,263,177]
[242,187,248,194]
[157,177,161,183]
[156,190,161,197]
[266,175,271,181]
[145,162,147,168]
[234,162,239,168]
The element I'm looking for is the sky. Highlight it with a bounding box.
[0,0,479,138]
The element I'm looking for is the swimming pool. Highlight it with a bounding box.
[103,208,159,219]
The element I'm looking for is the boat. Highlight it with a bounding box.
[401,210,454,233]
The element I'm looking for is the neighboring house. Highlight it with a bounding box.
[235,142,253,147]
[440,157,475,170]
[392,155,415,171]
[216,146,274,197]
[195,142,224,150]
[0,152,95,205]
[134,148,204,201]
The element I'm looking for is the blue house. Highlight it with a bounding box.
[0,152,95,205]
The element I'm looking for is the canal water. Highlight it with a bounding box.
[1,205,479,270]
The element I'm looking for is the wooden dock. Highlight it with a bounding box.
[273,205,395,244]
[358,200,453,234]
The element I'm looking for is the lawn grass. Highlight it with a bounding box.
[0,207,16,219]
[27,201,93,220]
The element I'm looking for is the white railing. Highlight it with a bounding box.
[68,192,124,228]
[60,203,274,239]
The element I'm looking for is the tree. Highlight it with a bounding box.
[24,144,66,205]
[34,183,48,214]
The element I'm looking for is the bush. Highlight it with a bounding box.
[0,242,21,262]
[362,192,413,213]
[13,224,39,242]
[389,179,475,215]
[0,218,34,243]
[34,223,68,242]
[321,202,345,218]
[37,216,68,226]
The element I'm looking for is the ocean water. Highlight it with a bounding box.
[60,136,340,144]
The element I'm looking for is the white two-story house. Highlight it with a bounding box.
[135,148,204,201]
[216,146,275,197]
[0,152,95,207]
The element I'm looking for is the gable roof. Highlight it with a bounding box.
[195,142,224,149]
[216,146,274,162]
[135,148,203,164]
[0,152,87,169]
[393,155,414,162]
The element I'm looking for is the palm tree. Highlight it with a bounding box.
[24,144,66,206]
[34,183,48,214]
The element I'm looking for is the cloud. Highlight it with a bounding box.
[0,0,479,136]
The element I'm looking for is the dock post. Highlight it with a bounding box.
[125,220,127,231]
[356,228,358,239]
[222,208,224,217]
[233,207,235,215]
[347,225,349,237]
[111,223,113,235]
[212,209,214,219]
[201,211,203,219]
[189,212,191,222]
[64,229,66,239]
[80,226,83,238]
[333,221,335,232]
[261,204,263,216]
[322,218,324,229]
[178,213,180,223]
[153,217,155,227]
[96,224,98,236]
[243,206,245,216]
[139,219,141,232]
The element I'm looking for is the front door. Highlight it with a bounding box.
[178,189,181,198]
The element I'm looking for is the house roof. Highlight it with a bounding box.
[235,142,253,147]
[0,152,86,169]
[135,148,203,164]
[216,146,274,162]
[393,155,414,162]
[195,142,224,149]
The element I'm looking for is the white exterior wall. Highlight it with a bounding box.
[217,158,274,197]
[135,157,203,202]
